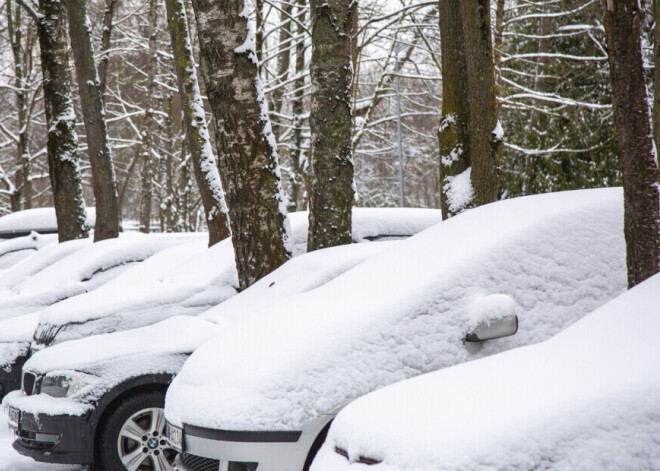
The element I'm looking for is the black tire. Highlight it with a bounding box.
[96,391,176,471]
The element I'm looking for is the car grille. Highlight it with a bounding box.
[181,453,220,471]
[22,372,37,396]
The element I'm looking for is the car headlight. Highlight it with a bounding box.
[40,372,94,398]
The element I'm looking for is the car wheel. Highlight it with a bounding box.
[96,391,177,471]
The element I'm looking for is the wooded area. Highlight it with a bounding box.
[0,0,659,288]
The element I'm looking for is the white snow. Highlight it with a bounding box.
[165,188,627,431]
[0,233,57,271]
[32,209,441,347]
[443,167,474,214]
[313,273,660,471]
[0,207,95,235]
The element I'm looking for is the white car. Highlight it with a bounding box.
[163,188,628,471]
[0,232,57,272]
[0,206,95,239]
[0,232,201,398]
[1,208,441,470]
[312,272,660,471]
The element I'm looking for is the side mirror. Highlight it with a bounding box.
[465,314,518,342]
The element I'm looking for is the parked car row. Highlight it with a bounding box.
[1,190,648,471]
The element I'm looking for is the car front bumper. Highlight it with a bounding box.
[8,406,94,464]
[173,415,333,471]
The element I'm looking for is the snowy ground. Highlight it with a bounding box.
[0,414,83,471]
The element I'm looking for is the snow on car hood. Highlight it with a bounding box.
[314,273,660,471]
[0,207,95,236]
[165,188,628,431]
[0,232,56,257]
[32,209,439,347]
[0,312,40,368]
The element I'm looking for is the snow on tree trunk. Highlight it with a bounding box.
[165,0,230,246]
[190,0,290,289]
[66,0,120,241]
[460,0,501,207]
[33,0,89,242]
[604,0,660,288]
[438,0,471,219]
[307,0,355,251]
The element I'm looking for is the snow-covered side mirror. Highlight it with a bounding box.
[465,314,518,342]
[464,293,518,343]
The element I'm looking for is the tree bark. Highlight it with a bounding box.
[271,1,293,141]
[30,0,89,241]
[139,0,159,233]
[165,0,230,246]
[191,0,290,289]
[97,0,118,99]
[459,0,501,206]
[604,0,660,288]
[66,0,120,241]
[307,0,355,251]
[438,0,470,219]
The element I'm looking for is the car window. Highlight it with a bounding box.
[0,248,37,270]
[82,261,139,291]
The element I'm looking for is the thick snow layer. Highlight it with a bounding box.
[0,207,95,235]
[0,313,39,368]
[0,233,56,272]
[6,242,396,417]
[314,273,660,471]
[33,209,439,347]
[0,238,90,296]
[165,188,627,430]
[0,233,199,323]
[0,413,82,470]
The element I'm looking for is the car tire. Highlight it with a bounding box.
[96,391,177,471]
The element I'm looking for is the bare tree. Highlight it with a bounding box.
[604,0,660,288]
[17,0,89,241]
[191,0,290,289]
[165,0,230,246]
[66,0,120,241]
[307,0,356,251]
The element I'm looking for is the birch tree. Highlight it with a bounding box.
[165,0,230,246]
[604,0,660,288]
[191,0,290,289]
[307,0,356,251]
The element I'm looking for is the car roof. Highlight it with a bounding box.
[0,207,95,238]
[317,272,660,471]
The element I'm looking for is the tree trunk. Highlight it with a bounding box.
[604,0,660,288]
[191,0,290,289]
[438,0,470,219]
[307,0,355,251]
[165,0,230,246]
[287,0,307,212]
[459,0,501,206]
[139,0,159,233]
[31,0,89,241]
[98,0,118,99]
[271,1,293,141]
[66,0,120,241]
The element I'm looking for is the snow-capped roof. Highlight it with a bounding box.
[0,232,57,271]
[313,273,660,471]
[0,233,200,322]
[0,207,95,237]
[164,188,627,430]
[32,209,439,347]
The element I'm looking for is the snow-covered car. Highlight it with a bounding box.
[162,188,629,471]
[0,207,95,239]
[0,232,57,272]
[0,233,202,399]
[3,242,419,471]
[312,273,660,471]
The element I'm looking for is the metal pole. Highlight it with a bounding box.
[395,57,405,207]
